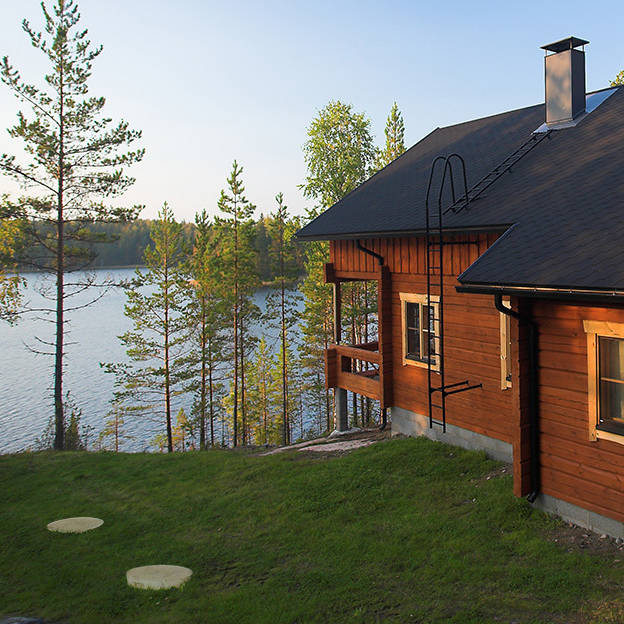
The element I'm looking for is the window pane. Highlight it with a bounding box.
[424,305,435,332]
[599,337,624,381]
[429,334,437,362]
[599,379,624,426]
[407,328,420,359]
[406,302,419,331]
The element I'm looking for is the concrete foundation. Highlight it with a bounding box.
[532,493,624,539]
[390,406,624,538]
[390,406,513,463]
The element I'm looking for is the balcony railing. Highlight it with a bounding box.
[325,341,382,401]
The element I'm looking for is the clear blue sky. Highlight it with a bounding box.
[0,0,622,221]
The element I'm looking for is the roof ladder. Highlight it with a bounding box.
[425,154,482,432]
[445,131,552,214]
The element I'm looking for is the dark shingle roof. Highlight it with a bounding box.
[297,86,624,292]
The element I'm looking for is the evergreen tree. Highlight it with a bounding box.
[185,209,228,448]
[215,161,259,446]
[253,216,271,282]
[104,204,188,453]
[0,0,143,449]
[98,400,132,452]
[246,338,279,445]
[172,408,192,451]
[0,196,25,323]
[375,102,406,170]
[265,193,302,445]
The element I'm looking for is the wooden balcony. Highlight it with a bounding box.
[325,340,392,408]
[323,262,393,410]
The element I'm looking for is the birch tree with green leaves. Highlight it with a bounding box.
[0,0,143,449]
[104,204,188,453]
[300,101,376,432]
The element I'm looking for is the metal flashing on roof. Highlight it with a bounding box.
[541,36,589,54]
[533,88,617,133]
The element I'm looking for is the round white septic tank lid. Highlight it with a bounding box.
[47,517,104,533]
[126,565,193,590]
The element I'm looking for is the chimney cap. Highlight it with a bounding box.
[541,36,589,54]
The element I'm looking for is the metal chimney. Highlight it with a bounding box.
[541,36,588,126]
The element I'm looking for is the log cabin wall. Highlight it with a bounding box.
[329,234,515,446]
[329,238,624,522]
[531,299,624,523]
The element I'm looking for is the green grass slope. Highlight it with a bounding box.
[0,437,622,623]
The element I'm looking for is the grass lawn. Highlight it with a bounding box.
[1,436,623,623]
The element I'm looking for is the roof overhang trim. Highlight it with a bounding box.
[456,283,624,303]
[296,224,512,242]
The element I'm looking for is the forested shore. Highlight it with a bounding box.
[0,0,407,453]
[15,217,308,283]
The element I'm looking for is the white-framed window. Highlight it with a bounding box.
[500,298,512,390]
[583,320,624,445]
[399,293,439,371]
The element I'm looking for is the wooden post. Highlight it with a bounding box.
[377,265,393,409]
[333,282,341,344]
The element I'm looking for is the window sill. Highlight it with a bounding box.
[402,357,439,373]
[595,429,624,446]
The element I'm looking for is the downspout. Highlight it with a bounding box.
[357,240,387,430]
[357,239,384,266]
[494,294,540,503]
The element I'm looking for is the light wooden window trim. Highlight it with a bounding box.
[583,319,624,445]
[399,292,439,371]
[499,298,512,390]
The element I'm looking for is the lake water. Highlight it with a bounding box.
[0,268,305,453]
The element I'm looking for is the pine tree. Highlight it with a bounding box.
[98,400,132,452]
[104,204,188,453]
[0,0,143,449]
[185,209,228,448]
[246,338,279,445]
[215,161,259,446]
[172,408,192,451]
[0,196,25,323]
[375,102,406,170]
[265,193,302,445]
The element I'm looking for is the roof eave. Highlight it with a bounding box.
[296,223,512,242]
[456,282,624,303]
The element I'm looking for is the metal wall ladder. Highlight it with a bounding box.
[424,132,552,431]
[425,154,482,432]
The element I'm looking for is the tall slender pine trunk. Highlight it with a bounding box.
[232,201,239,447]
[199,296,207,449]
[208,336,215,447]
[54,67,65,451]
[240,314,247,445]
[262,362,268,444]
[164,243,173,453]
[280,221,289,446]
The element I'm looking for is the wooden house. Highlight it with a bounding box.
[297,37,624,537]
